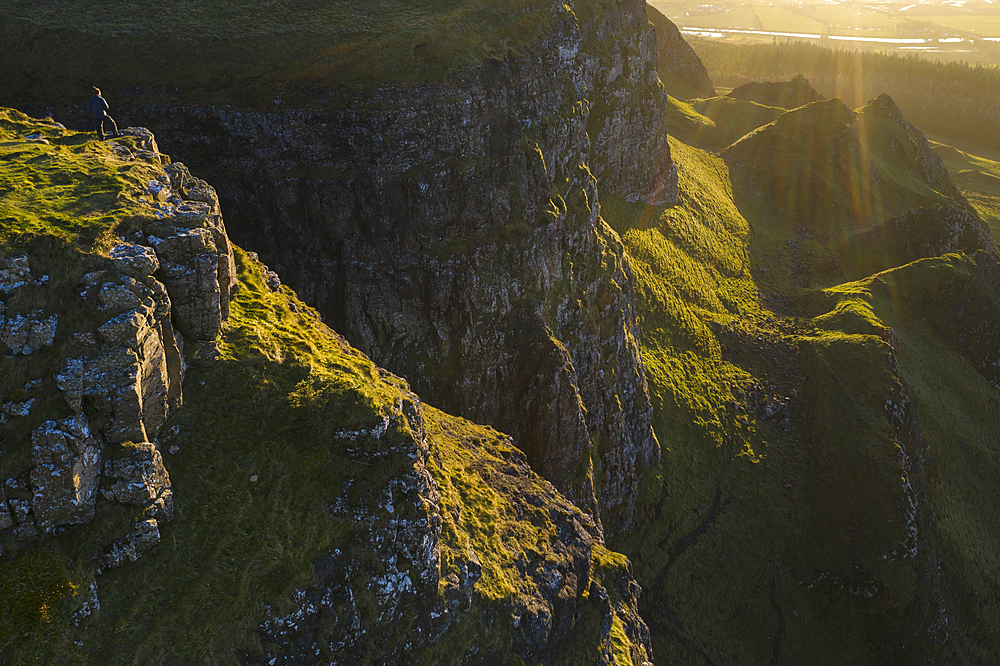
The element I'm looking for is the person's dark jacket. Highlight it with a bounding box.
[87,94,109,118]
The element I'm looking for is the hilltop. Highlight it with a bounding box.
[603,63,1000,661]
[0,0,554,104]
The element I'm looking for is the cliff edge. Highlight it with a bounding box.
[0,110,653,665]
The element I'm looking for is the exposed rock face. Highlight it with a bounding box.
[103,441,173,520]
[101,517,161,570]
[131,0,669,535]
[1,138,236,559]
[258,389,442,664]
[2,114,654,663]
[646,4,716,97]
[583,0,678,207]
[29,415,102,531]
[0,255,33,293]
[253,386,654,665]
[842,205,992,280]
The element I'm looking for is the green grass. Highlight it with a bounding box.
[690,39,1000,151]
[608,95,999,661]
[0,108,172,485]
[931,139,1000,240]
[0,0,555,106]
[1,246,413,663]
[0,108,161,255]
[0,546,76,654]
[419,407,651,664]
[0,106,649,663]
[684,96,785,148]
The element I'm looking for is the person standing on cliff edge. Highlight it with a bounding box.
[87,86,119,140]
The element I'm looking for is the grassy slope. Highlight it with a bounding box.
[0,0,553,107]
[606,97,1000,662]
[0,109,167,482]
[0,110,647,664]
[932,139,1000,240]
[0,108,161,254]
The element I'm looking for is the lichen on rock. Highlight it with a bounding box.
[0,114,236,574]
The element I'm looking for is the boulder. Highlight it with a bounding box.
[150,228,222,340]
[0,310,58,354]
[0,255,31,294]
[101,518,161,569]
[108,243,159,280]
[29,415,102,531]
[104,442,173,520]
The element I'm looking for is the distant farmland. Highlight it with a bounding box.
[650,0,1000,64]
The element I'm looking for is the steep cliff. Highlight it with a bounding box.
[646,5,716,98]
[0,111,653,665]
[102,0,674,535]
[5,1,1000,662]
[0,112,237,563]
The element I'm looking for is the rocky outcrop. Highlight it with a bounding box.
[861,93,965,204]
[724,95,969,245]
[2,112,655,663]
[124,0,668,535]
[1,131,236,561]
[646,4,716,97]
[727,74,824,109]
[251,385,654,665]
[582,0,678,207]
[841,205,992,280]
[103,441,173,520]
[100,517,161,570]
[28,415,102,532]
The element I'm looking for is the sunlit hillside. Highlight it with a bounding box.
[3,2,1000,663]
[611,70,1000,662]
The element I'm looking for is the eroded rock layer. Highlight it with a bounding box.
[131,0,673,534]
[0,127,237,558]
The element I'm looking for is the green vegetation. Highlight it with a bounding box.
[0,0,554,106]
[605,69,1000,659]
[2,239,644,664]
[420,407,650,665]
[932,139,1000,239]
[0,108,160,255]
[690,39,1000,152]
[2,245,411,663]
[681,96,784,148]
[0,109,648,664]
[0,546,76,653]
[0,111,168,485]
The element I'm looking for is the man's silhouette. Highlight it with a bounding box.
[87,86,119,140]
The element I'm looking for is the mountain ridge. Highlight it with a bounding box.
[2,3,1000,663]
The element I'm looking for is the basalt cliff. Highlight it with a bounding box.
[3,0,1000,664]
